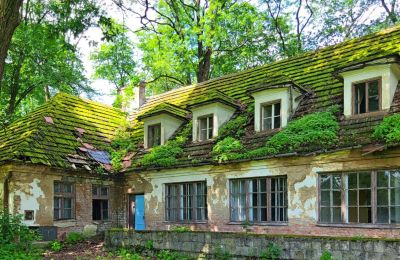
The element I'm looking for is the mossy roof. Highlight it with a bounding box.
[187,89,239,109]
[125,25,400,170]
[137,102,189,120]
[0,93,126,169]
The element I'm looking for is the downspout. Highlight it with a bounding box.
[3,171,12,212]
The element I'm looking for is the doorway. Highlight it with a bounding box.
[129,194,145,230]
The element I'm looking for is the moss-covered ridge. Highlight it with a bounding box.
[137,102,189,120]
[0,93,126,169]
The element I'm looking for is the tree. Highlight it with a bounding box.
[90,22,139,108]
[116,0,274,93]
[0,0,23,84]
[0,0,101,119]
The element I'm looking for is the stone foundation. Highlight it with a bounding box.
[105,230,400,260]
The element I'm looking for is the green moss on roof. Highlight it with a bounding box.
[0,93,127,169]
[187,89,239,108]
[137,102,189,120]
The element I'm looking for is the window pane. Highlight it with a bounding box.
[261,208,267,221]
[264,105,272,118]
[377,207,389,223]
[348,174,358,189]
[348,207,358,222]
[54,183,61,193]
[354,83,366,114]
[320,207,331,222]
[332,191,341,206]
[390,171,400,187]
[208,116,213,128]
[377,171,389,188]
[359,207,372,223]
[390,207,400,223]
[332,207,341,223]
[263,118,272,130]
[321,191,331,206]
[348,190,357,206]
[64,183,73,193]
[359,190,371,206]
[260,179,266,192]
[320,175,331,189]
[368,80,379,112]
[377,189,388,206]
[92,186,98,196]
[390,188,400,206]
[332,175,341,189]
[101,187,108,196]
[274,103,281,116]
[359,173,371,188]
[274,116,281,129]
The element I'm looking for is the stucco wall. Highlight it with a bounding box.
[125,148,400,238]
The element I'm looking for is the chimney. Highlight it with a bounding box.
[135,81,146,108]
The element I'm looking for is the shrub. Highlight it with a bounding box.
[0,211,42,259]
[260,243,282,260]
[373,114,400,144]
[170,226,191,232]
[320,250,333,260]
[65,232,84,244]
[50,240,62,252]
[212,137,245,162]
[139,122,192,167]
[217,115,249,140]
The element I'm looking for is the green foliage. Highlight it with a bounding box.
[260,243,282,260]
[373,114,400,144]
[170,226,191,232]
[139,122,192,168]
[109,247,193,260]
[212,137,244,163]
[50,240,62,252]
[65,232,84,244]
[320,250,333,260]
[214,245,231,260]
[0,212,42,259]
[146,239,154,250]
[217,115,248,140]
[90,20,140,108]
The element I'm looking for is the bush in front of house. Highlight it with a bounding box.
[0,211,42,259]
[65,231,85,244]
[260,242,282,260]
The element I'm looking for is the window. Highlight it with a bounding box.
[319,170,400,225]
[148,124,161,148]
[261,102,281,130]
[230,176,287,223]
[353,79,381,114]
[92,185,109,221]
[54,182,74,220]
[165,181,207,222]
[198,115,213,141]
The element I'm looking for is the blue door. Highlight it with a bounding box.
[134,195,145,230]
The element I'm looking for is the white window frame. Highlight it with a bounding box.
[261,100,281,131]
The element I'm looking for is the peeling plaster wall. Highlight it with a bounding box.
[1,164,125,238]
[125,149,400,238]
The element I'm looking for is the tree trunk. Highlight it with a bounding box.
[0,0,23,84]
[197,47,212,83]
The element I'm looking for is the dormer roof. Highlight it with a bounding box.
[137,102,189,121]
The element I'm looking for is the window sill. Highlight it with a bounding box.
[228,221,288,226]
[317,223,400,229]
[345,110,388,120]
[53,219,77,228]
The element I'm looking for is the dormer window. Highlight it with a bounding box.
[353,78,381,115]
[198,114,213,141]
[338,60,400,117]
[262,101,281,130]
[148,124,161,148]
